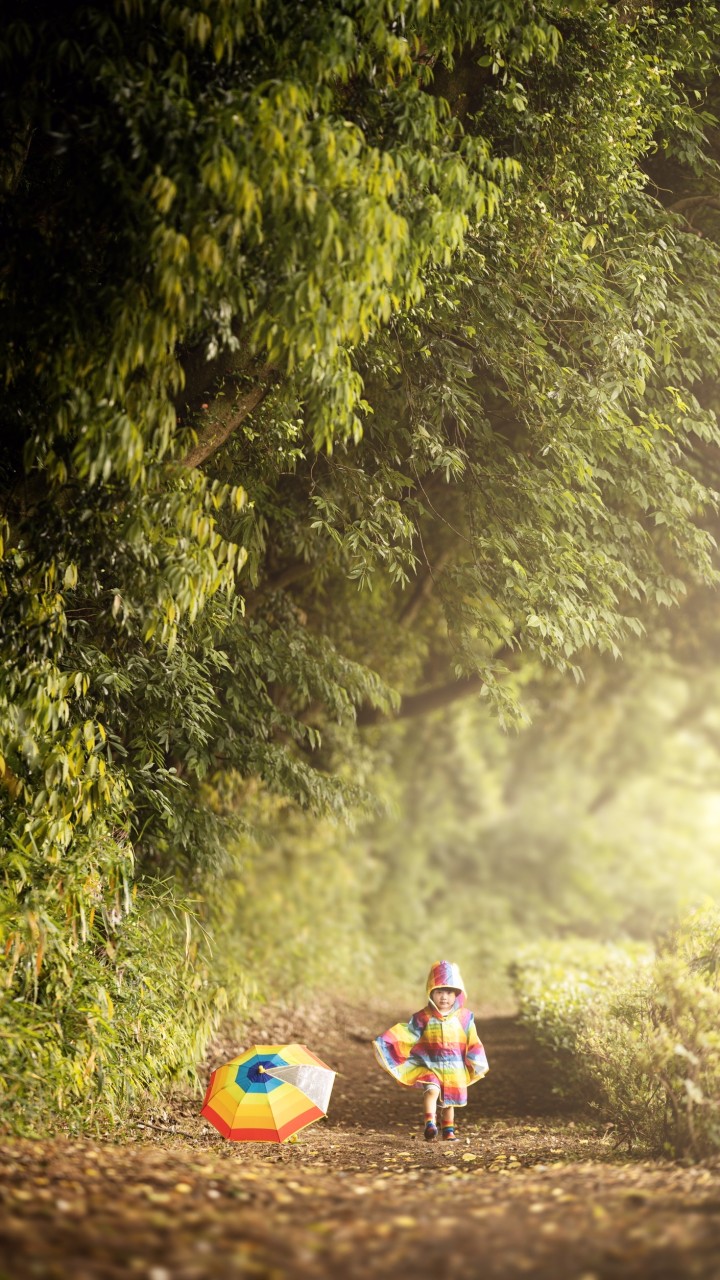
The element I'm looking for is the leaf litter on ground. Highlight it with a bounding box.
[1,998,720,1278]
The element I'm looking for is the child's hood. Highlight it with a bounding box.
[426,960,467,1016]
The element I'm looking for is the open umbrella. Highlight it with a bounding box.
[201,1042,336,1142]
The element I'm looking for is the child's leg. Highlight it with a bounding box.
[424,1086,440,1123]
[441,1104,457,1140]
[423,1085,440,1140]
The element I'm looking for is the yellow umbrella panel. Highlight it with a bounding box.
[201,1043,336,1143]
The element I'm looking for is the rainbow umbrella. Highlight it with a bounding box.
[201,1043,336,1142]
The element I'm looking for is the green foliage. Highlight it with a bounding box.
[512,909,720,1158]
[4,0,720,1126]
[220,795,377,1001]
[0,0,529,923]
[352,656,720,1010]
[510,937,652,1062]
[0,878,239,1133]
[0,0,566,1119]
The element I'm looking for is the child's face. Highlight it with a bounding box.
[431,986,458,1012]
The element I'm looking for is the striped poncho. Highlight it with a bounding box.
[373,960,489,1108]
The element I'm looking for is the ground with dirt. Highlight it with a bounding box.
[2,999,720,1279]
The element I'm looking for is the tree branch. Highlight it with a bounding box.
[357,666,508,728]
[397,549,451,628]
[263,563,316,593]
[669,194,720,214]
[427,326,478,354]
[244,562,316,616]
[182,366,277,469]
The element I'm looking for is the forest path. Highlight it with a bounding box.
[2,998,720,1279]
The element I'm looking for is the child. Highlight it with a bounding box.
[373,960,488,1141]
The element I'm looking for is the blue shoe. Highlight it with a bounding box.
[424,1120,438,1141]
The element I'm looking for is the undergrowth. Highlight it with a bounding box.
[511,908,720,1158]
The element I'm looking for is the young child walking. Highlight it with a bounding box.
[373,960,488,1141]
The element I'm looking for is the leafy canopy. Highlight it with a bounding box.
[3,0,720,1122]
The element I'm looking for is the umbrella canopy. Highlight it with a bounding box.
[201,1043,336,1142]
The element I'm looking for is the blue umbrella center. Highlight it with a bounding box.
[235,1053,289,1093]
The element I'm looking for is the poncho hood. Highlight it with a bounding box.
[426,960,466,1016]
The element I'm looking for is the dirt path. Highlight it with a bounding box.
[2,999,720,1279]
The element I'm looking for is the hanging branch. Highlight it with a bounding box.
[669,194,720,214]
[182,366,278,469]
[356,672,486,725]
[357,641,515,727]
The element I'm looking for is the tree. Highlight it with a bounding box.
[3,0,720,1121]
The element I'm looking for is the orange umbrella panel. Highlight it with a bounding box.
[201,1045,336,1143]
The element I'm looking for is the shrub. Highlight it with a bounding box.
[0,880,241,1135]
[511,909,720,1158]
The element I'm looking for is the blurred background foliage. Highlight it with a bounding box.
[3,0,720,1136]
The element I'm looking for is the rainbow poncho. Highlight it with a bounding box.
[373,960,489,1108]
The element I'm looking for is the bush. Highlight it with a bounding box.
[0,793,376,1133]
[0,878,244,1135]
[511,909,720,1158]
